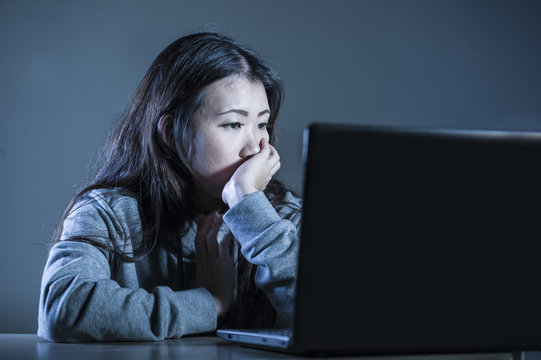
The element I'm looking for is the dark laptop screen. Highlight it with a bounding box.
[294,124,541,354]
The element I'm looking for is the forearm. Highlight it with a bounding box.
[224,191,300,327]
[38,241,216,342]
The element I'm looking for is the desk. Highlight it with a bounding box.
[1,334,540,360]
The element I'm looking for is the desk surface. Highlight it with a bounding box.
[0,334,538,360]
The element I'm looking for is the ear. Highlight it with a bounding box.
[157,114,174,149]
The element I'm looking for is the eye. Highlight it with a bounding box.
[259,122,270,130]
[223,122,242,129]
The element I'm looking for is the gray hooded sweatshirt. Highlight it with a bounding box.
[38,188,301,342]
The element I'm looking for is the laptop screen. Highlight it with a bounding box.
[294,124,541,353]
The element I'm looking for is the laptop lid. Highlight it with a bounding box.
[292,123,541,355]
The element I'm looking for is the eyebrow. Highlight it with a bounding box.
[216,109,270,117]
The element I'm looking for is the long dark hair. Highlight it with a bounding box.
[53,32,292,261]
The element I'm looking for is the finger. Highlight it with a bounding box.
[197,214,213,234]
[206,212,222,258]
[267,146,280,166]
[257,137,271,157]
[218,233,233,259]
[195,215,212,257]
[268,144,279,158]
[270,160,281,176]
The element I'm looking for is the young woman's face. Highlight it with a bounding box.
[189,75,271,203]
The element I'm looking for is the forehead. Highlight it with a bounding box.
[200,75,268,112]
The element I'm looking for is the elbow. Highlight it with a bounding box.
[38,299,75,343]
[37,283,89,343]
[38,302,95,343]
[38,309,66,342]
[38,283,62,342]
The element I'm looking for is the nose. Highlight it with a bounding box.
[239,130,262,158]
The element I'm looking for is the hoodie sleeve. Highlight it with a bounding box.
[223,191,301,327]
[38,192,216,342]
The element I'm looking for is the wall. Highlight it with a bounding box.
[1,0,540,333]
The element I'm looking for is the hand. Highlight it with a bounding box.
[222,137,281,207]
[195,212,235,317]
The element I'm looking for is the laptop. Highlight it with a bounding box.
[217,123,541,355]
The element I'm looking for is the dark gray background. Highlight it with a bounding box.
[1,0,540,334]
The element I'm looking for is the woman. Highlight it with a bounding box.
[38,32,301,342]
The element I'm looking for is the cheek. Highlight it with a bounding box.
[191,136,237,177]
[190,138,241,198]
